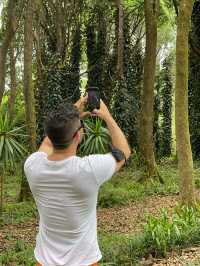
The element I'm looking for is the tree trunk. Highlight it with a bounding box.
[0,171,3,217]
[139,0,159,178]
[115,0,124,79]
[55,0,66,60]
[8,41,17,119]
[23,0,37,152]
[0,0,17,104]
[19,161,32,202]
[175,0,195,205]
[20,0,36,201]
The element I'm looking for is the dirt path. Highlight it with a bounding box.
[0,219,37,252]
[98,195,178,234]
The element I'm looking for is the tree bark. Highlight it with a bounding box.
[20,0,36,201]
[0,172,3,217]
[55,0,66,60]
[0,0,17,104]
[115,0,124,79]
[23,0,37,152]
[8,41,17,119]
[139,0,159,178]
[175,0,195,205]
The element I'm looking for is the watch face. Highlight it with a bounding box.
[112,149,125,162]
[108,144,125,162]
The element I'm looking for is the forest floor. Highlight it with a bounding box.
[0,195,177,252]
[1,194,200,265]
[1,160,200,265]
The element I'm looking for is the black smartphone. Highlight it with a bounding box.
[87,86,100,111]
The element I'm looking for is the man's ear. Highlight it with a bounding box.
[74,131,81,144]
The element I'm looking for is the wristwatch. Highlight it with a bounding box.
[108,144,126,163]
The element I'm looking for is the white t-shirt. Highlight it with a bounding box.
[24,151,116,266]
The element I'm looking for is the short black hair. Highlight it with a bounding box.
[44,102,80,149]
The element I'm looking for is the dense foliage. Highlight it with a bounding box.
[160,56,173,157]
[189,0,200,159]
[112,13,143,149]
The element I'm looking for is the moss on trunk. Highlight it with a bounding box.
[175,0,195,205]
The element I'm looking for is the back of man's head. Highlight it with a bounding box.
[45,102,80,150]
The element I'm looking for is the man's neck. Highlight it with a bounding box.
[48,146,77,161]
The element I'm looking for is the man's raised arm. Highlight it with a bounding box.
[93,100,131,172]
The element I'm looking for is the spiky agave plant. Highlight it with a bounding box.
[79,117,111,155]
[0,111,27,216]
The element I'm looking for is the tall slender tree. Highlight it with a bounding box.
[8,40,17,119]
[0,0,17,104]
[175,0,195,205]
[115,0,124,79]
[70,25,82,102]
[161,56,173,157]
[139,0,159,178]
[23,0,37,152]
[153,72,162,157]
[20,0,37,201]
[86,22,98,87]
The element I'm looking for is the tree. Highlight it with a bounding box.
[86,4,108,94]
[139,0,159,178]
[8,40,17,119]
[20,0,37,201]
[153,72,162,157]
[160,56,173,157]
[115,0,124,79]
[112,7,132,146]
[101,8,117,106]
[86,22,98,87]
[175,0,195,205]
[23,0,37,152]
[96,6,107,95]
[70,25,82,102]
[0,0,17,104]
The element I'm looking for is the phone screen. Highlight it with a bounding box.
[87,87,100,111]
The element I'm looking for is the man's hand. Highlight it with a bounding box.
[74,95,91,118]
[92,100,113,121]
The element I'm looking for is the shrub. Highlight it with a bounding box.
[144,206,200,257]
[79,117,111,155]
[99,233,146,265]
[0,111,27,169]
[2,201,38,224]
[0,242,35,266]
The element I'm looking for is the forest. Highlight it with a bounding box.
[1,0,200,265]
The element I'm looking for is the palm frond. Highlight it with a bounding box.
[0,110,27,169]
[79,117,111,155]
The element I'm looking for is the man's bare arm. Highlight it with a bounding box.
[93,100,131,172]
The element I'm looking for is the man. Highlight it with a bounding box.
[24,96,131,266]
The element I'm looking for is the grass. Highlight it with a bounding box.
[2,201,38,224]
[0,241,35,266]
[99,233,146,265]
[98,160,179,207]
[185,257,200,266]
[99,205,200,265]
